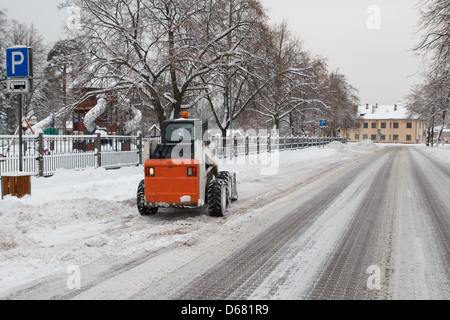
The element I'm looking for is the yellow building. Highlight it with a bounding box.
[346,104,427,144]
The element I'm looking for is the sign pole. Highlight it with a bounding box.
[319,120,326,149]
[18,94,23,172]
[319,126,321,149]
[6,46,33,173]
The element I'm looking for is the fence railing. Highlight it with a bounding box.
[1,134,346,177]
[209,135,347,159]
[1,134,141,177]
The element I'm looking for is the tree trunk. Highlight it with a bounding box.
[437,110,447,145]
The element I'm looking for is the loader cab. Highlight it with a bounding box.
[137,111,237,217]
[151,113,208,160]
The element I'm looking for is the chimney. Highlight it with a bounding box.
[366,104,369,110]
[372,105,376,114]
[394,104,397,111]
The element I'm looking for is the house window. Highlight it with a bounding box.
[363,123,369,129]
[406,135,412,141]
[393,122,399,129]
[380,135,386,141]
[355,134,360,140]
[381,122,386,129]
[407,122,412,129]
[363,134,368,140]
[371,134,377,141]
[393,135,399,141]
[371,122,377,129]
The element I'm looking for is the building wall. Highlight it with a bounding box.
[347,119,427,144]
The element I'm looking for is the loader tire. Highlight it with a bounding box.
[218,171,238,202]
[207,178,227,217]
[217,171,232,204]
[137,180,158,216]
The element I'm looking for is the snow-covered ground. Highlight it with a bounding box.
[0,141,448,298]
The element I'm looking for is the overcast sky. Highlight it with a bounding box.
[1,0,425,105]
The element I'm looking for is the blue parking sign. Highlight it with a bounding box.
[6,47,32,78]
[320,120,327,127]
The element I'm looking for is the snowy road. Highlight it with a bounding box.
[1,143,449,300]
[133,147,450,300]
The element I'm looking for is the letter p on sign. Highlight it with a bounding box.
[12,52,24,74]
[6,47,32,78]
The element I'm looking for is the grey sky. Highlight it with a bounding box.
[1,0,424,105]
[0,0,67,42]
[261,0,424,105]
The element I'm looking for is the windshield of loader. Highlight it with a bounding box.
[165,123,196,143]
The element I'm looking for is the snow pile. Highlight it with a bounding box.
[0,166,145,293]
[85,234,109,248]
[349,140,379,152]
[326,141,353,154]
[27,166,144,203]
[325,140,379,155]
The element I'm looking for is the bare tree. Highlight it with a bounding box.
[406,67,449,145]
[409,0,449,146]
[415,0,450,69]
[199,0,268,136]
[8,20,48,120]
[38,39,86,132]
[252,22,328,134]
[61,0,264,128]
[0,14,47,134]
[322,70,360,137]
[0,9,9,134]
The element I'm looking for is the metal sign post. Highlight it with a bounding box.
[18,95,23,172]
[6,46,33,172]
[320,120,327,149]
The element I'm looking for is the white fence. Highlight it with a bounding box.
[1,134,346,177]
[0,134,140,177]
[209,135,347,159]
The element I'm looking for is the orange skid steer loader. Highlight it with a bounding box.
[137,113,238,217]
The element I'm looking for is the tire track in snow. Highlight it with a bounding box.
[405,149,450,298]
[303,148,399,300]
[408,149,450,257]
[170,150,393,300]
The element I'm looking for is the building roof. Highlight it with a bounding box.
[358,104,419,120]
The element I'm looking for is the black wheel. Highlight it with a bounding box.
[207,178,227,217]
[137,180,158,216]
[217,171,232,204]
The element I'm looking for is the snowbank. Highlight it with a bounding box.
[327,141,354,154]
[323,140,379,155]
[418,144,450,165]
[348,140,379,152]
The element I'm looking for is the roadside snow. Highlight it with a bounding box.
[418,143,450,164]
